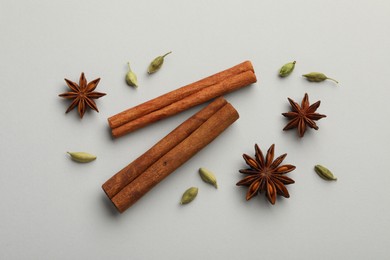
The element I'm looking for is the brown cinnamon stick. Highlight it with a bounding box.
[108,60,253,130]
[111,70,256,138]
[108,101,239,213]
[102,97,228,199]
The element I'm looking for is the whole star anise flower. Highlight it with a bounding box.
[236,144,295,205]
[282,93,326,137]
[59,73,106,118]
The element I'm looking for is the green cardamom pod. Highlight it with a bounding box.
[180,187,198,205]
[125,62,138,87]
[303,72,338,84]
[67,152,97,163]
[147,51,172,74]
[279,61,296,77]
[314,165,337,181]
[199,167,218,188]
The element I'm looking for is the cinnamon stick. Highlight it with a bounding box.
[108,102,239,213]
[108,60,253,129]
[102,97,228,199]
[111,70,256,138]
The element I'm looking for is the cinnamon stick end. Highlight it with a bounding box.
[249,70,257,84]
[102,183,113,199]
[243,60,255,73]
[107,117,114,129]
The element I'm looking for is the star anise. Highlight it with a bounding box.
[236,144,295,205]
[282,93,326,137]
[59,73,106,118]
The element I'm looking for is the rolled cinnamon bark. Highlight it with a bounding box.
[109,102,239,213]
[108,60,253,130]
[111,70,256,138]
[102,97,228,199]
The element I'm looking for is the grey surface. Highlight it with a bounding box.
[1,0,389,259]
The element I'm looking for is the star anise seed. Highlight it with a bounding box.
[237,144,296,205]
[282,93,326,137]
[59,72,106,118]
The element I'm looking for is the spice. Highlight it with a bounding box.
[180,187,198,204]
[314,165,337,181]
[199,167,218,188]
[102,98,228,199]
[125,62,138,87]
[108,61,254,130]
[107,101,239,213]
[279,61,296,77]
[236,144,295,205]
[67,152,96,163]
[282,93,326,137]
[147,51,172,74]
[109,61,256,138]
[303,72,338,84]
[59,73,106,118]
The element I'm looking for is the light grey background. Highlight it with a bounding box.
[1,0,389,259]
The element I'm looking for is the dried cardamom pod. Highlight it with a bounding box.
[147,51,172,74]
[303,72,338,84]
[314,165,337,181]
[67,152,97,163]
[199,167,218,188]
[125,62,138,87]
[180,187,198,205]
[279,61,296,77]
